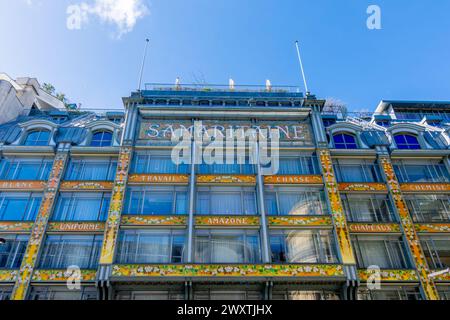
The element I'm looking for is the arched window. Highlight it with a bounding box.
[91,131,113,147]
[333,133,358,149]
[394,134,421,150]
[23,130,51,146]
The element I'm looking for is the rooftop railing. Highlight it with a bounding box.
[143,83,303,94]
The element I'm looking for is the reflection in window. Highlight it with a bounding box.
[393,160,450,183]
[52,192,110,221]
[65,158,117,181]
[333,160,383,183]
[0,193,42,221]
[0,235,28,269]
[28,287,97,300]
[90,131,113,147]
[0,287,12,300]
[405,195,450,222]
[39,235,102,269]
[194,230,261,264]
[271,289,340,300]
[131,153,188,174]
[276,155,320,175]
[125,187,188,215]
[352,236,411,269]
[394,134,421,150]
[333,133,358,149]
[270,230,338,264]
[358,287,422,300]
[421,236,450,269]
[116,230,185,264]
[23,130,51,146]
[198,156,255,175]
[0,158,52,180]
[265,188,327,216]
[341,194,395,222]
[196,187,257,215]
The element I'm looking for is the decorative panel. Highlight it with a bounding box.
[121,215,187,226]
[0,270,18,282]
[358,269,419,282]
[11,153,68,300]
[0,222,33,233]
[47,222,105,233]
[338,183,387,192]
[112,264,344,278]
[318,150,356,265]
[0,181,46,191]
[401,183,450,193]
[268,216,332,228]
[31,270,97,282]
[264,175,323,185]
[195,216,260,227]
[59,181,114,191]
[99,147,133,265]
[197,175,256,184]
[348,223,401,234]
[415,224,450,233]
[380,156,439,300]
[128,174,189,185]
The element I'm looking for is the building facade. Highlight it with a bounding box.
[0,84,449,300]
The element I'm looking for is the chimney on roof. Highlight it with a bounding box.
[229,79,235,90]
[266,80,272,92]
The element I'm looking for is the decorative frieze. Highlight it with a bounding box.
[400,183,450,193]
[415,223,450,233]
[268,216,332,228]
[338,183,387,193]
[0,180,46,191]
[121,215,187,226]
[358,269,419,282]
[32,270,97,282]
[47,222,105,233]
[195,216,260,227]
[197,175,256,185]
[59,181,114,191]
[0,222,33,233]
[111,264,344,278]
[0,270,18,282]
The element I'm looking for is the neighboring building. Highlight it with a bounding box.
[0,83,449,300]
[0,73,66,125]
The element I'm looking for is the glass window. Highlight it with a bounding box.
[405,195,450,222]
[65,158,117,181]
[116,230,185,264]
[270,230,339,264]
[358,287,421,300]
[334,160,383,183]
[0,158,52,180]
[38,235,102,269]
[194,230,261,263]
[124,186,188,215]
[115,287,185,300]
[198,155,255,175]
[333,133,358,149]
[265,187,327,216]
[194,289,263,300]
[28,286,97,300]
[421,236,450,269]
[90,131,113,147]
[271,288,340,300]
[352,236,412,269]
[52,192,110,221]
[0,193,42,221]
[0,287,12,300]
[276,155,320,175]
[341,194,395,222]
[394,134,421,150]
[23,130,51,146]
[196,187,257,215]
[393,160,450,183]
[131,153,188,174]
[0,235,28,269]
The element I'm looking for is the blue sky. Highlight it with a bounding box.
[1,0,450,112]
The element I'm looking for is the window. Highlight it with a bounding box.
[125,186,188,215]
[115,287,185,300]
[334,160,383,183]
[0,287,12,300]
[23,130,51,146]
[358,287,421,300]
[90,131,113,147]
[0,193,42,221]
[341,194,395,222]
[352,236,411,269]
[28,286,97,300]
[52,192,110,221]
[333,133,358,149]
[0,235,28,269]
[194,288,263,300]
[393,160,450,183]
[198,156,255,175]
[271,288,340,300]
[405,195,450,222]
[131,152,188,174]
[194,230,261,263]
[421,236,450,269]
[276,155,320,175]
[265,188,327,216]
[116,230,185,264]
[270,230,339,264]
[394,134,421,150]
[196,187,257,215]
[38,235,102,269]
[65,158,117,181]
[0,158,52,180]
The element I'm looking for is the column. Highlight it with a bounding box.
[255,141,270,263]
[11,143,70,300]
[376,147,440,300]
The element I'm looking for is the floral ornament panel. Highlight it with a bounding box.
[0,222,33,233]
[121,215,188,226]
[100,147,133,265]
[380,156,439,300]
[197,175,256,184]
[11,153,68,300]
[59,181,114,191]
[0,270,18,282]
[415,224,450,233]
[358,269,419,282]
[111,264,345,278]
[318,150,356,265]
[338,183,387,193]
[32,270,97,282]
[268,216,333,227]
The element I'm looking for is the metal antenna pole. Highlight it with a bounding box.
[295,41,309,95]
[138,38,150,91]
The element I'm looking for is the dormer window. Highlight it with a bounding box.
[333,133,358,149]
[394,134,421,150]
[91,131,113,147]
[23,130,51,146]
